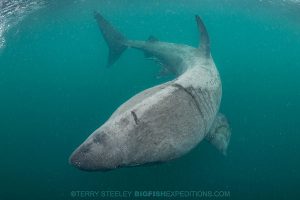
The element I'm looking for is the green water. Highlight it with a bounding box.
[1,0,300,199]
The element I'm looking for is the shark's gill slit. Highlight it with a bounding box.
[131,111,139,125]
[172,83,203,118]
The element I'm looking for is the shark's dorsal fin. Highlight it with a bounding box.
[195,15,210,57]
[147,35,159,43]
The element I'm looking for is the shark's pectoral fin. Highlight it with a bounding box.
[205,113,231,155]
[144,52,156,59]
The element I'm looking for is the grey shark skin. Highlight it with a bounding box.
[69,12,231,171]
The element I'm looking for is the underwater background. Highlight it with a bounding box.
[1,0,300,199]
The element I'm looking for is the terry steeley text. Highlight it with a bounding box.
[70,190,231,198]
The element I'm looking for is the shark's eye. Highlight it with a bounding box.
[120,117,130,126]
[81,143,92,153]
[93,133,108,145]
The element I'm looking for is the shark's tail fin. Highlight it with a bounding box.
[94,11,127,67]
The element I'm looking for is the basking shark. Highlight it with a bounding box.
[69,12,231,171]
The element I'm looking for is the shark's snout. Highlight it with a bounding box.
[69,148,92,171]
[69,145,100,171]
[69,149,113,171]
[69,133,121,172]
[69,150,116,172]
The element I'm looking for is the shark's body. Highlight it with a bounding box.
[69,12,231,171]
